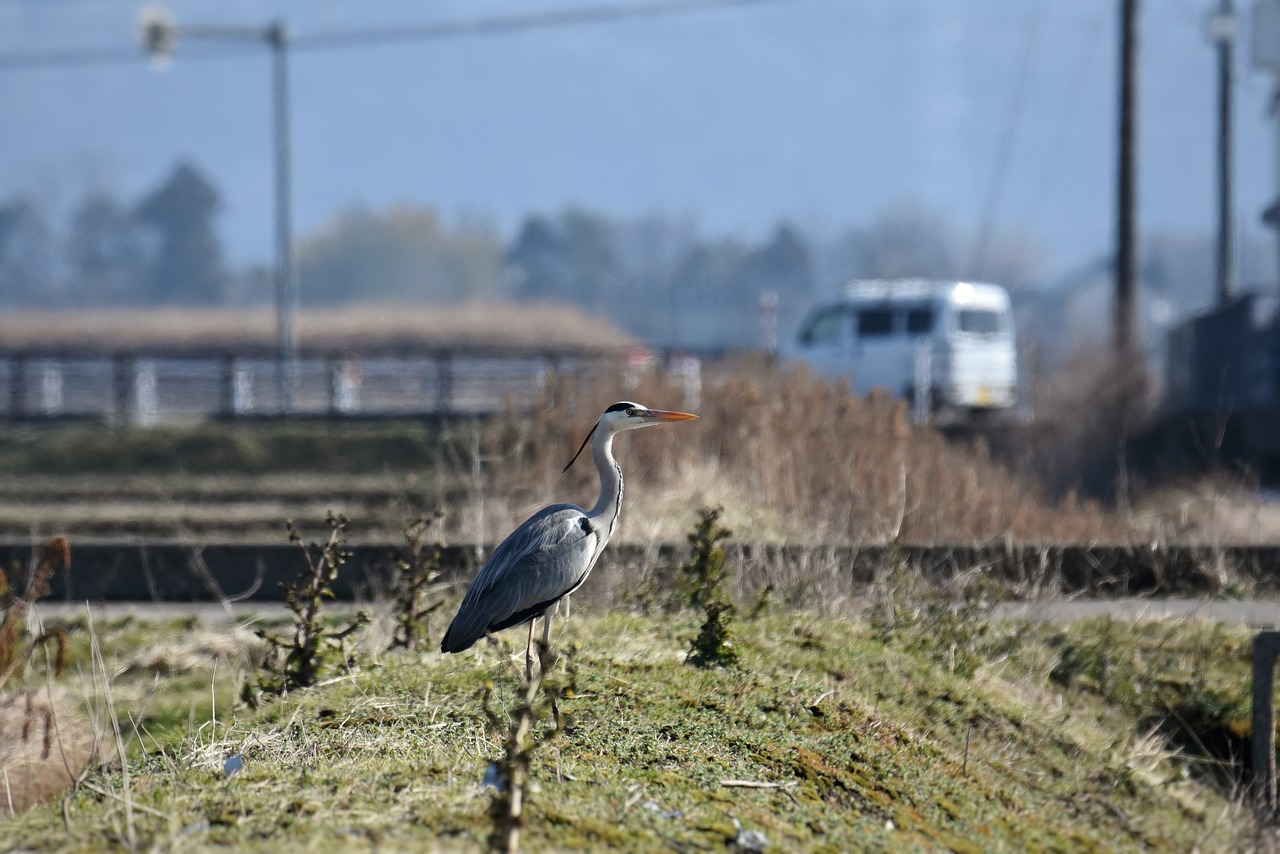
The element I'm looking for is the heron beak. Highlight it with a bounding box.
[640,409,698,422]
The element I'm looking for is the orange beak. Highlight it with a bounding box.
[641,409,698,423]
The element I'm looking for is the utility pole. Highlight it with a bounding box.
[267,20,298,413]
[1256,1,1280,284]
[1115,0,1140,360]
[141,9,298,413]
[1210,0,1236,306]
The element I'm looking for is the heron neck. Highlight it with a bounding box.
[588,428,624,537]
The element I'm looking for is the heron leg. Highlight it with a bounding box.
[525,619,535,683]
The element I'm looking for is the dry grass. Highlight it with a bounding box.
[0,609,1258,851]
[1133,475,1280,545]
[0,302,635,357]
[482,355,1125,546]
[1003,347,1159,500]
[0,686,105,814]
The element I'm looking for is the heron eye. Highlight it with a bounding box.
[625,408,636,416]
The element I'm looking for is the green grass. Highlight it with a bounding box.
[0,606,1259,852]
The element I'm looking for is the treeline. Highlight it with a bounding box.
[0,160,1049,348]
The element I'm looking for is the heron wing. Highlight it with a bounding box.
[440,503,599,653]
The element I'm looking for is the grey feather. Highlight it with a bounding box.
[440,503,600,653]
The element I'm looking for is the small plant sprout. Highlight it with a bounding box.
[243,513,369,705]
[679,507,740,668]
[388,512,446,653]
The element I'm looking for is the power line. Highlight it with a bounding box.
[297,0,783,51]
[1020,5,1106,237]
[0,44,135,71]
[969,1,1043,277]
[0,0,788,72]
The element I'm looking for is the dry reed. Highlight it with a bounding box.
[484,355,1125,546]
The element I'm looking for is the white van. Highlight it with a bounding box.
[786,279,1019,421]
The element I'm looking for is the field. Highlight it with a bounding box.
[1,355,1278,850]
[0,303,634,357]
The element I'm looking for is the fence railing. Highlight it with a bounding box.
[0,348,705,424]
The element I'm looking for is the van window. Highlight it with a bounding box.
[800,308,847,346]
[958,308,1004,334]
[906,308,934,335]
[857,309,893,337]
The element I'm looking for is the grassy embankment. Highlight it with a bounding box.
[0,596,1263,851]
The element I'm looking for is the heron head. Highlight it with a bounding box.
[562,401,698,472]
[600,401,698,430]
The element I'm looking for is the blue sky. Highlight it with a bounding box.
[1,0,1276,285]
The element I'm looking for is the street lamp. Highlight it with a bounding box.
[140,6,299,413]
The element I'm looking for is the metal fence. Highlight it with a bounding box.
[0,349,704,424]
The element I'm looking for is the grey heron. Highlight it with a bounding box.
[440,401,697,668]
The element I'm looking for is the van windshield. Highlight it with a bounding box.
[800,308,847,346]
[957,309,1004,335]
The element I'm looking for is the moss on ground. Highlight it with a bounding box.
[0,609,1261,851]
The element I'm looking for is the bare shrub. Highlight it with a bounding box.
[243,514,369,705]
[387,513,447,652]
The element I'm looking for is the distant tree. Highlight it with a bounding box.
[134,161,227,305]
[0,196,57,308]
[607,214,699,343]
[666,237,761,348]
[506,215,570,302]
[821,202,1044,291]
[298,204,503,305]
[505,208,617,309]
[973,229,1045,292]
[835,202,961,281]
[740,222,814,311]
[672,238,749,302]
[67,192,146,305]
[660,225,815,348]
[561,209,617,310]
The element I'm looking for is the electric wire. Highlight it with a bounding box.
[969,0,1043,278]
[0,0,788,72]
[1019,3,1106,241]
